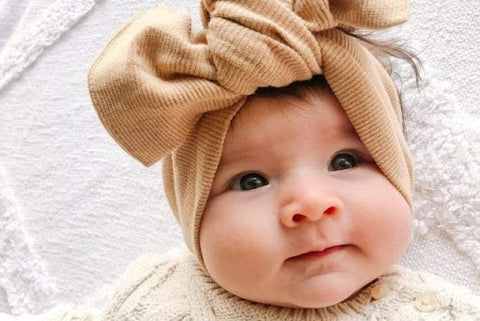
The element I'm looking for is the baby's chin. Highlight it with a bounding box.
[262,286,366,309]
[245,274,377,309]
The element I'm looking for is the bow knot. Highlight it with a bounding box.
[201,0,323,94]
[200,0,408,94]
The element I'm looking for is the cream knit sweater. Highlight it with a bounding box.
[3,248,480,320]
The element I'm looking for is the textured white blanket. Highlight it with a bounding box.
[0,0,479,315]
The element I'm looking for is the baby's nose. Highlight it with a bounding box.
[278,184,343,228]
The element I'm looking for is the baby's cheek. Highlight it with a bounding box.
[354,196,412,263]
[355,171,412,254]
[387,206,413,255]
[200,196,280,281]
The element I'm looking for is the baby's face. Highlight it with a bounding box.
[199,87,412,308]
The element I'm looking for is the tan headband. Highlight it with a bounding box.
[88,0,414,271]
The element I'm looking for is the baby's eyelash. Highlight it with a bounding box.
[327,149,375,171]
[228,171,268,191]
[334,149,370,162]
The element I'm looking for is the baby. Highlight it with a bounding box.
[2,0,480,320]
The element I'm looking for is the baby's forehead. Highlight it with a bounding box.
[230,89,356,137]
[223,90,359,155]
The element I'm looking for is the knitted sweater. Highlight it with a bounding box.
[3,248,480,321]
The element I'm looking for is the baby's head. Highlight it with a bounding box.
[199,75,412,308]
[88,0,416,310]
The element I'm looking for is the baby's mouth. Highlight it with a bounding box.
[288,245,347,261]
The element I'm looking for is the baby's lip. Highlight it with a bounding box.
[288,244,346,261]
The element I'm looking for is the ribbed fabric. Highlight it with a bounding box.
[88,0,415,271]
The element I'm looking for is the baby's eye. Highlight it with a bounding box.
[230,173,269,191]
[329,152,360,171]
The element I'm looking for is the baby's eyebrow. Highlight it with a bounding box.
[330,121,358,139]
[218,148,255,168]
[220,132,359,168]
[344,125,358,137]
